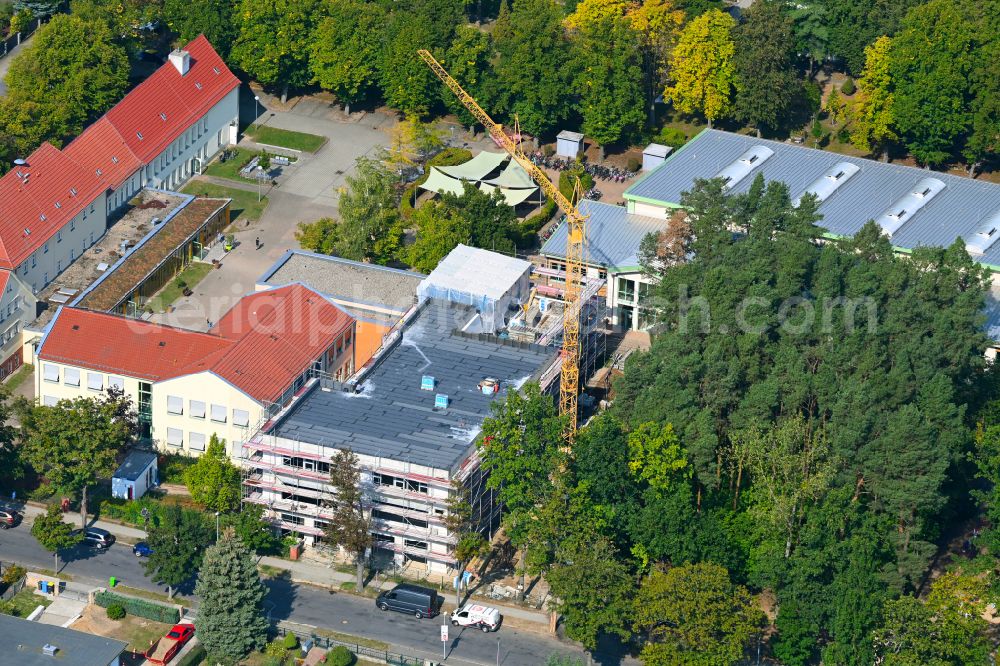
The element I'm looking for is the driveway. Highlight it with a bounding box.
[0,34,33,97]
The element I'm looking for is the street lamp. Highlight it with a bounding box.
[254,95,260,128]
[214,511,220,541]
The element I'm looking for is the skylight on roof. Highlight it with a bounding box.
[159,112,167,121]
[875,177,946,238]
[195,82,203,90]
[54,202,61,209]
[69,187,77,196]
[39,214,46,222]
[965,209,1000,255]
[794,162,860,206]
[714,146,774,191]
[95,168,102,176]
[111,156,119,164]
[136,131,144,140]
[212,66,220,75]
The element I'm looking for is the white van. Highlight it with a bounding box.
[450,604,502,632]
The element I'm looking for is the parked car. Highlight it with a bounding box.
[0,509,21,529]
[145,623,195,665]
[133,542,153,557]
[375,584,439,619]
[450,604,502,632]
[75,527,115,549]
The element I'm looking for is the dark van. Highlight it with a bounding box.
[375,584,438,619]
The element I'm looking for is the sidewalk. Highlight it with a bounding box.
[15,501,553,632]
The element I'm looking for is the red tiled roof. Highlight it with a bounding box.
[40,285,354,403]
[105,35,240,163]
[63,118,143,192]
[0,270,11,295]
[210,284,354,403]
[0,143,107,269]
[0,36,239,272]
[39,307,233,382]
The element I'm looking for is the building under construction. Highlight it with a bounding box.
[238,246,569,574]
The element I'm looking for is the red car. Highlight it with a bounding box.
[145,623,195,665]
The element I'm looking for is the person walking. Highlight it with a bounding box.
[255,236,261,250]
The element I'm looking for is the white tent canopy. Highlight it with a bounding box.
[421,167,469,197]
[478,183,540,206]
[436,151,508,180]
[420,151,539,206]
[481,160,535,189]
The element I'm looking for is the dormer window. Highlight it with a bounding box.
[39,214,46,222]
[111,156,119,164]
[212,66,220,75]
[54,202,61,209]
[195,82,203,90]
[159,112,167,121]
[95,168,102,176]
[136,131,144,140]
[69,187,77,196]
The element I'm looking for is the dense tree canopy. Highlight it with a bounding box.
[663,9,735,127]
[732,0,798,134]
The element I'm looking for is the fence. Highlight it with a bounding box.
[0,574,25,602]
[0,18,45,61]
[276,623,428,666]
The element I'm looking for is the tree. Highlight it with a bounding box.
[0,388,21,484]
[195,528,269,664]
[546,536,633,651]
[634,562,764,665]
[144,504,213,598]
[488,0,574,137]
[13,0,63,17]
[824,0,921,75]
[872,573,991,665]
[387,116,446,168]
[18,389,137,528]
[628,0,685,126]
[322,449,372,590]
[231,0,320,102]
[440,25,493,127]
[31,504,82,571]
[182,435,241,513]
[849,36,896,160]
[479,383,564,599]
[334,151,404,264]
[627,422,688,492]
[664,9,736,127]
[407,199,471,273]
[888,0,979,166]
[163,0,237,59]
[309,0,385,113]
[571,13,646,150]
[732,0,799,135]
[444,480,487,606]
[295,217,340,255]
[221,504,281,555]
[1,14,128,147]
[68,0,164,54]
[787,0,828,79]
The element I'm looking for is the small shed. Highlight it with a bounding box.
[111,451,158,500]
[642,143,672,171]
[556,130,584,159]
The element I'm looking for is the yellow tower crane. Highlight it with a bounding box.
[417,49,588,440]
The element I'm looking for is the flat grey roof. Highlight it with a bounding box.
[270,299,557,472]
[626,129,1000,269]
[540,200,666,272]
[0,614,127,666]
[259,250,423,325]
[114,449,157,481]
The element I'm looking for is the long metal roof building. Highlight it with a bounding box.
[625,129,1000,271]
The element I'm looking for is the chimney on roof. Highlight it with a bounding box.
[169,49,190,76]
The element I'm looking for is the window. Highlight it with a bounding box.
[64,367,80,387]
[280,513,304,526]
[56,231,61,243]
[281,456,331,474]
[108,376,124,390]
[189,432,206,451]
[43,395,58,407]
[87,373,103,391]
[372,472,428,495]
[617,278,636,303]
[404,539,428,550]
[43,243,48,254]
[167,395,183,414]
[190,400,206,418]
[31,256,35,268]
[70,220,74,232]
[166,428,183,447]
[233,409,250,427]
[638,282,653,305]
[210,404,226,423]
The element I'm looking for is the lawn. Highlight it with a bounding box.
[145,262,214,313]
[5,363,32,391]
[1,589,50,618]
[247,124,326,153]
[180,181,268,225]
[203,147,258,181]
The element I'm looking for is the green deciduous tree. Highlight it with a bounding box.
[18,388,137,528]
[0,388,21,484]
[163,0,237,59]
[221,504,280,555]
[1,13,128,149]
[335,151,405,264]
[488,0,574,136]
[195,528,269,664]
[479,382,564,598]
[68,0,163,53]
[440,25,493,127]
[144,504,213,598]
[849,36,896,160]
[31,504,82,572]
[627,422,688,491]
[13,0,62,17]
[634,562,764,665]
[824,0,921,75]
[322,449,372,590]
[444,480,487,606]
[295,217,340,255]
[182,435,241,513]
[787,0,828,79]
[732,0,799,135]
[309,0,385,112]
[407,199,471,273]
[664,9,736,127]
[231,0,319,101]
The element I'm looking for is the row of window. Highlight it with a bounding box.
[164,427,207,450]
[20,231,97,287]
[165,395,250,427]
[372,472,429,495]
[1,322,20,346]
[42,364,124,391]
[616,278,653,304]
[3,296,23,321]
[280,456,331,474]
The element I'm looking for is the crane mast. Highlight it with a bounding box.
[417,49,587,439]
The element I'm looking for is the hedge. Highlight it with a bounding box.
[98,497,166,527]
[94,590,180,624]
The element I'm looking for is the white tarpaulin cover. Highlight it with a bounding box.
[420,167,469,197]
[478,183,540,207]
[481,160,536,189]
[417,244,533,332]
[436,151,508,180]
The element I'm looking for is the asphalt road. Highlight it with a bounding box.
[0,525,611,666]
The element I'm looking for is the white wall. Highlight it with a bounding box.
[35,358,140,408]
[139,88,240,192]
[15,191,108,293]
